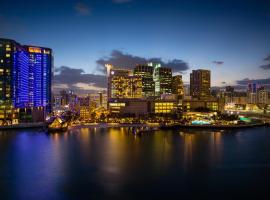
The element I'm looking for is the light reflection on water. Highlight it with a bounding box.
[0,127,270,199]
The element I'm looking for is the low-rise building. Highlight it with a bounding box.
[182,97,224,112]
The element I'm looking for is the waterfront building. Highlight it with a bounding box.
[152,63,172,96]
[0,38,52,124]
[108,98,178,116]
[133,65,155,97]
[154,100,177,114]
[25,45,53,113]
[108,99,149,116]
[172,75,184,99]
[190,69,211,99]
[183,97,224,112]
[108,68,142,99]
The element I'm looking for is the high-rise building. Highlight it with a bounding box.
[247,83,258,104]
[108,68,142,99]
[0,38,52,124]
[172,75,184,99]
[224,86,234,103]
[134,65,155,97]
[247,83,257,93]
[190,69,211,99]
[25,46,53,113]
[152,63,172,96]
[247,92,257,104]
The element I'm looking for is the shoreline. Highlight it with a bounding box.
[70,122,269,130]
[0,122,269,131]
[0,122,46,130]
[160,123,269,129]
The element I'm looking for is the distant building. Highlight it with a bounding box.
[78,96,97,120]
[152,63,172,96]
[247,83,257,93]
[257,89,269,105]
[224,86,234,103]
[184,85,190,97]
[89,91,107,109]
[190,69,211,99]
[247,92,257,104]
[133,65,155,97]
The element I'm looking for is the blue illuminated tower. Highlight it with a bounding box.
[0,38,53,123]
[25,46,53,113]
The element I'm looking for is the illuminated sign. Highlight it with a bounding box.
[28,47,41,53]
[43,49,50,54]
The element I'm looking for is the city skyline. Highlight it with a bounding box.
[1,0,270,94]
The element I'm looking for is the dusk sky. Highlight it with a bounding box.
[1,0,270,93]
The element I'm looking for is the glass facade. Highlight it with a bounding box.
[153,64,172,96]
[26,46,52,112]
[109,69,142,99]
[0,38,52,123]
[190,69,211,99]
[134,65,155,97]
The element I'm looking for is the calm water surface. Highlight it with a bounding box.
[1,126,270,199]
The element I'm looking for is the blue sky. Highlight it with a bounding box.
[1,0,270,93]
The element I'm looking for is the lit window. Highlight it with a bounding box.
[0,60,3,63]
[6,54,10,57]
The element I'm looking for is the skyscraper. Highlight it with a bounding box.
[0,38,52,123]
[108,67,142,99]
[26,46,53,113]
[190,69,211,99]
[172,75,184,99]
[152,63,172,96]
[247,83,258,104]
[134,65,155,97]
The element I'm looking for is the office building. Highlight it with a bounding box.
[190,69,211,99]
[152,63,172,96]
[108,68,142,99]
[224,86,234,103]
[172,75,184,99]
[257,89,269,105]
[133,65,155,97]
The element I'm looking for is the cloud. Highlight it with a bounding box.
[53,66,106,94]
[260,63,270,70]
[112,0,132,4]
[96,50,189,74]
[259,54,270,70]
[212,61,224,65]
[236,78,270,85]
[263,55,270,62]
[74,2,91,16]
